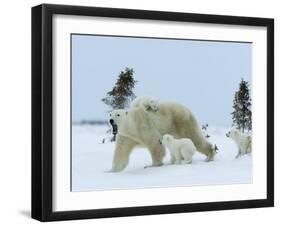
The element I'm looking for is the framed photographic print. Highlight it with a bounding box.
[32,4,274,221]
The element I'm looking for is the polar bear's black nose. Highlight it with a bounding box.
[109,119,114,125]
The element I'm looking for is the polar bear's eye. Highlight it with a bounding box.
[117,114,120,117]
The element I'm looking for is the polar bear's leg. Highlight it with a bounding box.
[169,149,187,165]
[235,148,242,159]
[246,145,251,154]
[180,149,192,164]
[173,150,182,164]
[206,151,215,162]
[193,140,214,162]
[170,152,176,164]
[110,135,138,172]
[147,142,166,167]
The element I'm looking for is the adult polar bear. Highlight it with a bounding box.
[109,101,216,172]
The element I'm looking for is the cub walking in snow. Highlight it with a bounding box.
[161,134,196,164]
[130,96,159,112]
[226,128,251,158]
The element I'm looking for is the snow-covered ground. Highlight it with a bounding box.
[72,125,252,192]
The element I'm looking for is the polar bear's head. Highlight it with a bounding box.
[144,98,159,112]
[161,134,174,146]
[226,128,240,139]
[130,96,159,112]
[108,110,128,135]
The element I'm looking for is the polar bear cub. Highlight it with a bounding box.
[130,96,159,112]
[226,128,251,158]
[161,134,196,164]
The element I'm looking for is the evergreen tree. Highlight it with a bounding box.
[231,79,252,132]
[102,67,137,110]
[102,68,137,142]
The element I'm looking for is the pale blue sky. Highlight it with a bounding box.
[72,34,252,127]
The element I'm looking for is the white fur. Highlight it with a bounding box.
[226,128,251,158]
[130,96,159,112]
[108,102,215,172]
[161,134,196,164]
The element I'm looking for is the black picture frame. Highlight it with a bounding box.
[32,3,274,222]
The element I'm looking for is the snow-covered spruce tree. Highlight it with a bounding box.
[231,78,252,132]
[102,67,137,141]
[102,67,137,110]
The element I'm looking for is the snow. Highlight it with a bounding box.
[72,125,252,192]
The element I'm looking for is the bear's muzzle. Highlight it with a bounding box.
[109,119,118,135]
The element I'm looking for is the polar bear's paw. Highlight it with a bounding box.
[144,162,163,169]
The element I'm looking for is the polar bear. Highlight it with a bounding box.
[161,134,195,164]
[108,102,216,172]
[226,128,251,158]
[130,96,159,112]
